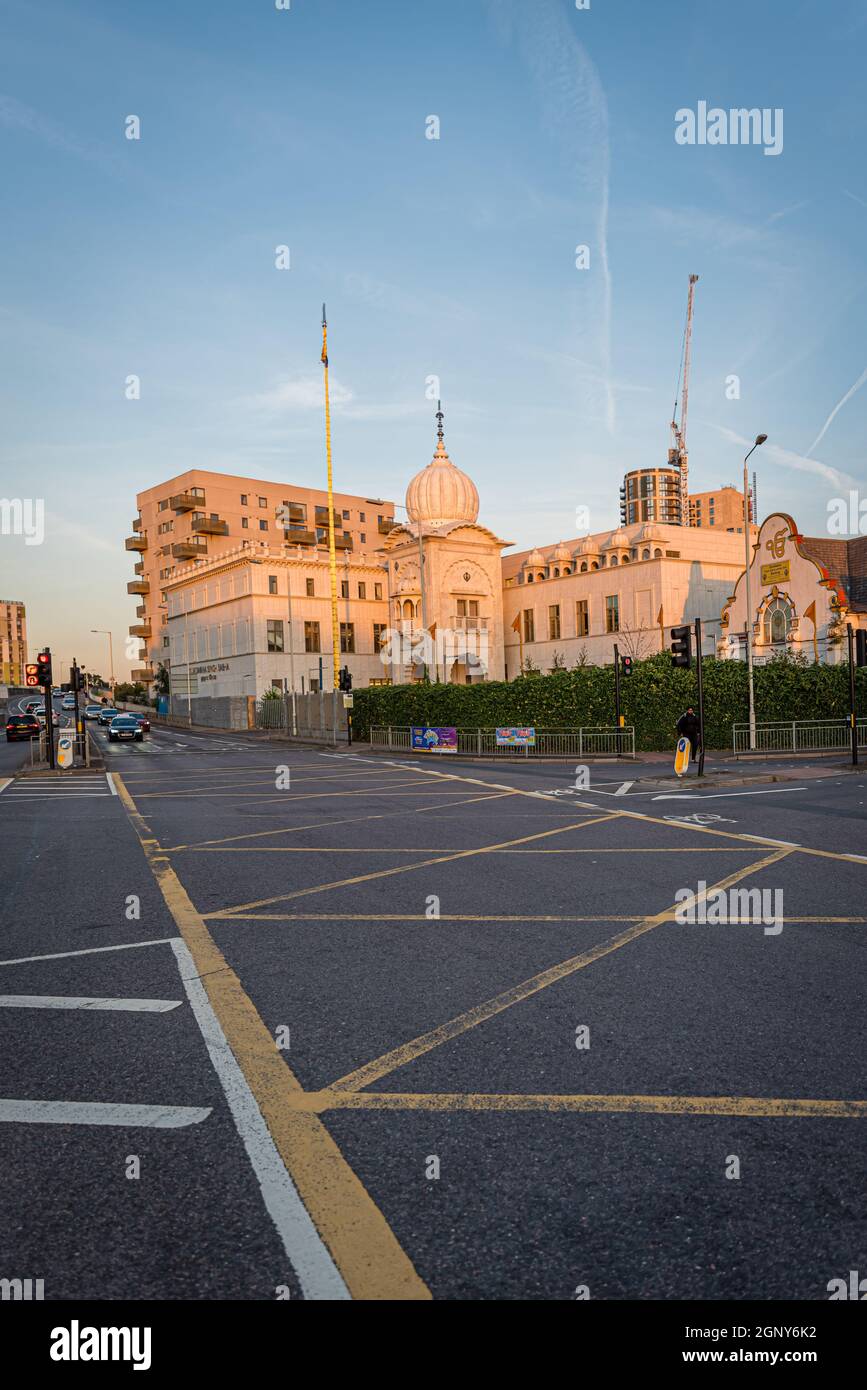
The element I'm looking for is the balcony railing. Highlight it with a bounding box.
[450,615,489,630]
[133,561,145,576]
[191,516,229,535]
[132,518,142,532]
[170,492,204,512]
[131,668,154,683]
[127,579,150,595]
[334,534,354,550]
[378,518,397,534]
[135,605,147,618]
[125,535,147,552]
[282,528,316,545]
[171,539,208,559]
[128,623,151,638]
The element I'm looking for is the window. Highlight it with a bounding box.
[548,605,561,640]
[240,494,248,506]
[359,512,366,523]
[763,596,792,645]
[258,496,267,508]
[159,499,168,511]
[360,533,366,544]
[374,583,382,601]
[576,600,589,637]
[373,623,387,650]
[304,621,320,652]
[268,576,278,595]
[191,487,205,500]
[610,554,619,567]
[267,619,284,652]
[340,622,355,653]
[527,573,534,583]
[605,595,619,633]
[523,609,535,643]
[242,517,249,529]
[306,577,315,597]
[342,509,350,520]
[358,582,366,600]
[642,548,650,560]
[340,580,349,599]
[259,519,268,531]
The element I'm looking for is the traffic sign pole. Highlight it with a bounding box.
[694,617,706,777]
[613,643,621,757]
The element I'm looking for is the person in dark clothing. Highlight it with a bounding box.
[676,707,701,760]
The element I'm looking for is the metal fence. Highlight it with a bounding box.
[369,726,635,758]
[254,691,348,743]
[733,719,867,755]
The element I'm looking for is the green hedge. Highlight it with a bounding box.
[353,652,865,751]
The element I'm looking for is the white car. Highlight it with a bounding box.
[84,705,103,720]
[62,696,76,710]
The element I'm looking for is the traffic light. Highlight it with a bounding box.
[620,655,634,677]
[670,626,692,670]
[338,667,352,692]
[856,630,867,667]
[24,663,40,688]
[36,650,53,686]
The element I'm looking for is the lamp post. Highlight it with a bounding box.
[90,629,115,695]
[742,433,767,750]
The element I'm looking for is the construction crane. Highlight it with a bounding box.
[668,273,699,525]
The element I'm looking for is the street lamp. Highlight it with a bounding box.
[742,433,767,749]
[91,629,115,694]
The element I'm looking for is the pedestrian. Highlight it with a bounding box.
[676,706,701,762]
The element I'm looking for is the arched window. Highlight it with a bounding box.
[654,548,662,559]
[591,561,599,571]
[642,548,650,561]
[580,562,588,573]
[553,567,560,578]
[763,596,793,645]
[610,555,619,567]
[527,573,534,582]
[563,565,571,575]
[537,572,546,582]
[402,599,414,620]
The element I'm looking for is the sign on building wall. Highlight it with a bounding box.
[496,727,536,746]
[760,560,790,585]
[411,726,458,752]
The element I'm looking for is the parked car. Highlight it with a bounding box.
[5,714,41,742]
[84,705,103,720]
[108,714,143,742]
[132,713,150,733]
[97,707,119,726]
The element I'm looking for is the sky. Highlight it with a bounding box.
[1,0,866,677]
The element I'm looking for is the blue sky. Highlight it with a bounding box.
[2,0,866,675]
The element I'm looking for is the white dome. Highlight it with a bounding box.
[552,541,571,562]
[603,527,630,550]
[573,535,600,556]
[405,437,479,529]
[524,547,545,567]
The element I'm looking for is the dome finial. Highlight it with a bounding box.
[436,398,444,444]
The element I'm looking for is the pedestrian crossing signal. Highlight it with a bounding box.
[25,663,40,687]
[620,655,633,677]
[670,626,692,669]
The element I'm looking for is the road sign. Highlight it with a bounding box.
[674,736,691,777]
[25,663,40,687]
[57,733,74,769]
[342,693,354,708]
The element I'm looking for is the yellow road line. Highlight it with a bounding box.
[205,814,618,918]
[283,1090,867,1118]
[327,849,793,1094]
[206,912,866,924]
[112,773,430,1301]
[163,789,522,852]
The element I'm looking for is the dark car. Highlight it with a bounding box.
[108,714,143,742]
[97,707,119,726]
[132,713,150,733]
[6,714,41,742]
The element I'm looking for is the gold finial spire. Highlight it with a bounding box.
[436,398,444,444]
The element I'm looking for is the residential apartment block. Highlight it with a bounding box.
[0,598,27,685]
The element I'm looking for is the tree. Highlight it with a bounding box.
[617,620,654,662]
[154,663,170,697]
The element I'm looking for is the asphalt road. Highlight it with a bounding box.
[1,719,865,1300]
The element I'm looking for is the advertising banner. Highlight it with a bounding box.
[410,726,458,752]
[495,727,536,747]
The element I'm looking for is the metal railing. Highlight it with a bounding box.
[370,726,635,758]
[733,719,867,755]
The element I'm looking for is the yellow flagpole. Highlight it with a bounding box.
[321,304,340,691]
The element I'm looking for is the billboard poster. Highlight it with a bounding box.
[496,727,536,747]
[410,726,458,752]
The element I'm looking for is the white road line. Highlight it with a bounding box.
[0,938,176,968]
[0,793,110,800]
[169,937,349,1301]
[0,1100,211,1128]
[106,772,118,795]
[652,787,806,801]
[614,781,635,795]
[0,995,181,1012]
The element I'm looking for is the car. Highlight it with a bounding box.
[5,714,41,742]
[97,707,119,726]
[23,699,41,714]
[108,715,143,742]
[33,706,59,727]
[132,713,150,733]
[61,695,76,710]
[84,705,103,720]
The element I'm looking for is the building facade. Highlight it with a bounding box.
[127,470,395,683]
[689,484,753,532]
[0,599,27,686]
[719,512,867,664]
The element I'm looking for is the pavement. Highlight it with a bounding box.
[0,717,865,1300]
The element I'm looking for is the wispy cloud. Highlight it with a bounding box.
[486,0,614,432]
[244,374,427,423]
[0,93,122,175]
[806,366,867,457]
[708,424,855,489]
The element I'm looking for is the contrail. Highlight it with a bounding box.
[806,365,867,457]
